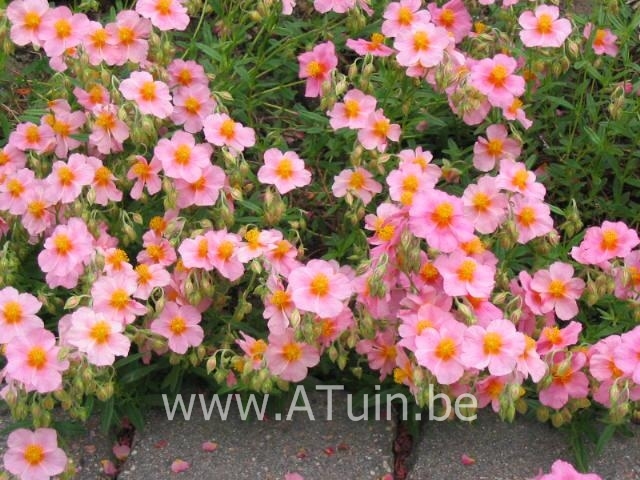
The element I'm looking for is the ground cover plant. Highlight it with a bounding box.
[0,0,639,478]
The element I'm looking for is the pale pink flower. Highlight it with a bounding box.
[90,103,130,155]
[530,263,585,320]
[0,167,36,215]
[3,428,67,480]
[387,163,437,207]
[151,302,204,354]
[327,89,377,130]
[87,157,123,205]
[127,155,162,199]
[298,41,338,98]
[21,184,55,237]
[613,251,640,300]
[154,130,212,183]
[394,21,450,69]
[469,54,525,108]
[462,319,526,376]
[0,287,43,344]
[66,307,130,366]
[263,237,301,276]
[73,83,111,110]
[288,259,353,317]
[356,330,399,380]
[570,221,639,265]
[171,84,216,133]
[511,196,554,244]
[257,148,311,194]
[83,19,117,65]
[415,319,467,384]
[537,460,602,480]
[398,303,451,351]
[472,124,521,171]
[37,217,94,278]
[475,375,507,412]
[427,0,472,44]
[134,263,171,300]
[516,335,547,383]
[408,189,474,252]
[434,251,495,298]
[313,0,355,14]
[397,146,440,175]
[4,328,69,393]
[584,24,618,57]
[179,232,216,270]
[92,275,147,325]
[119,70,173,118]
[539,352,589,409]
[615,327,640,384]
[175,164,226,208]
[357,109,401,152]
[519,5,571,48]
[502,98,533,130]
[381,0,430,38]
[45,154,93,204]
[102,248,134,279]
[332,167,382,205]
[138,231,177,266]
[265,328,320,382]
[135,0,190,31]
[104,10,151,65]
[0,143,27,176]
[207,229,245,281]
[497,159,546,200]
[203,113,255,153]
[263,276,294,334]
[536,322,582,355]
[167,59,208,89]
[315,309,354,348]
[6,0,50,46]
[462,176,508,234]
[236,332,268,369]
[9,121,55,153]
[236,228,281,263]
[346,33,394,57]
[38,6,89,58]
[42,102,86,158]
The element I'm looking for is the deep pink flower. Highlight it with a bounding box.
[519,5,571,48]
[536,321,582,355]
[298,41,338,98]
[356,330,398,380]
[345,33,394,57]
[462,176,508,234]
[265,328,320,382]
[3,428,68,480]
[434,251,495,299]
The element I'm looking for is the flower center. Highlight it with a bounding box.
[7,179,25,197]
[197,238,209,259]
[544,326,563,345]
[177,69,192,86]
[431,202,454,228]
[376,223,395,242]
[90,28,108,47]
[402,174,419,193]
[169,316,187,335]
[488,64,508,88]
[306,60,325,79]
[52,120,71,137]
[413,30,430,51]
[548,279,567,298]
[95,111,116,130]
[275,158,294,180]
[94,166,112,187]
[155,0,172,15]
[147,244,165,262]
[90,320,111,344]
[136,264,152,284]
[593,29,607,47]
[24,12,42,30]
[439,8,455,28]
[219,119,236,140]
[486,138,504,157]
[183,96,200,114]
[536,14,553,35]
[309,273,330,297]
[118,26,135,45]
[486,378,504,398]
[415,319,432,335]
[435,337,457,360]
[457,259,476,282]
[600,229,618,251]
[344,99,360,119]
[420,262,439,283]
[250,339,267,359]
[27,346,47,369]
[139,81,157,102]
[244,229,261,248]
[282,342,302,362]
[483,332,503,355]
[271,290,291,308]
[107,249,129,268]
[517,206,536,227]
[54,18,72,39]
[23,444,45,466]
[511,169,528,190]
[173,144,192,165]
[132,160,151,179]
[54,234,73,255]
[25,124,41,144]
[58,166,75,186]
[272,240,290,259]
[472,192,491,212]
[397,6,413,26]
[217,240,234,260]
[109,289,129,310]
[373,118,390,138]
[348,170,366,189]
[3,301,23,324]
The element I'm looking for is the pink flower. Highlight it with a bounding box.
[327,89,377,130]
[387,163,437,207]
[90,103,130,155]
[537,460,602,480]
[313,0,355,13]
[584,24,618,57]
[37,217,94,278]
[263,237,301,276]
[135,0,190,31]
[257,148,311,194]
[357,109,401,152]
[207,229,245,281]
[381,0,430,38]
[262,276,294,334]
[394,22,450,69]
[38,6,89,58]
[66,307,130,366]
[615,327,640,384]
[530,263,585,320]
[398,303,452,351]
[236,228,281,263]
[170,458,190,473]
[42,102,86,158]
[175,164,226,208]
[475,375,508,412]
[265,328,320,382]
[134,263,171,300]
[427,0,472,44]
[434,251,495,298]
[469,54,525,108]
[179,232,216,270]
[0,167,36,215]
[462,319,526,376]
[472,124,522,171]
[119,71,173,119]
[4,328,69,393]
[139,230,177,266]
[167,59,208,89]
[536,321,582,355]
[502,98,533,130]
[151,302,204,354]
[462,176,508,234]
[45,153,93,204]
[516,335,547,383]
[0,143,27,176]
[203,113,255,153]
[288,259,353,317]
[154,130,212,183]
[497,159,546,200]
[356,330,399,380]
[346,33,394,57]
[127,155,162,199]
[3,428,67,479]
[104,10,151,65]
[415,319,467,384]
[519,5,571,48]
[298,41,338,98]
[332,167,382,205]
[236,332,268,369]
[570,221,639,265]
[539,352,589,409]
[171,84,216,133]
[83,19,116,65]
[91,275,147,325]
[9,121,55,153]
[0,287,43,344]
[408,189,474,252]
[6,0,50,47]
[511,196,554,244]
